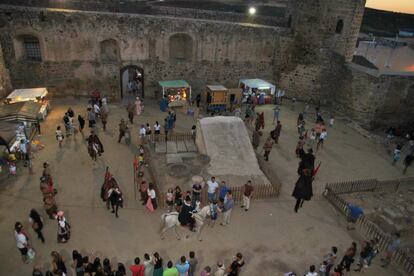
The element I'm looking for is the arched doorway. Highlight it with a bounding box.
[120,65,144,100]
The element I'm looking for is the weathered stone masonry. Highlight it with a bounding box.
[0,6,289,98]
[0,1,412,129]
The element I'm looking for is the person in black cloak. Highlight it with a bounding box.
[292,150,315,212]
[178,196,195,231]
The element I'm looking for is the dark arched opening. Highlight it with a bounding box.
[120,65,144,99]
[335,19,344,34]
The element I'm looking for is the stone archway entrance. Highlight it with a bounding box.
[120,65,144,100]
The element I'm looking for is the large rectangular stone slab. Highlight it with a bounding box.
[177,141,187,152]
[184,140,197,152]
[166,154,183,164]
[155,141,166,153]
[166,141,177,153]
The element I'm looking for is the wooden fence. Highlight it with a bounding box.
[148,131,194,143]
[156,182,279,209]
[324,178,414,275]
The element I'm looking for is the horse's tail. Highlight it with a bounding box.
[160,213,167,233]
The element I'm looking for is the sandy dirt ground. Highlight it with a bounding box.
[0,98,409,276]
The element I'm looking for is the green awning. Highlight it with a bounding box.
[158,80,190,88]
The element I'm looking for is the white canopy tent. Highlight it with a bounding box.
[239,79,276,95]
[6,88,48,103]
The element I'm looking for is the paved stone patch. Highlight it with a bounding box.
[184,139,197,152]
[166,141,177,153]
[155,141,167,153]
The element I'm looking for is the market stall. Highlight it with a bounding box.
[239,79,276,105]
[5,87,50,119]
[158,80,191,107]
[205,85,228,113]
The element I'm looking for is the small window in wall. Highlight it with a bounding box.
[100,39,120,63]
[169,33,193,61]
[335,20,344,34]
[23,36,42,61]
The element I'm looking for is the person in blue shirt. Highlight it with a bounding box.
[218,181,229,202]
[347,204,363,230]
[176,256,190,276]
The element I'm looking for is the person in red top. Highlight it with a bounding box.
[130,257,145,276]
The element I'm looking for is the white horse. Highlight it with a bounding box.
[160,205,211,241]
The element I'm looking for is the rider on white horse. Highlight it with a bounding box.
[178,196,196,231]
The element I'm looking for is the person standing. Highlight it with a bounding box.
[292,154,314,212]
[14,222,29,263]
[392,144,402,165]
[139,125,146,144]
[381,233,400,267]
[191,182,202,208]
[220,191,234,226]
[196,94,201,107]
[403,154,413,174]
[316,130,327,153]
[147,183,157,210]
[206,177,219,202]
[87,108,96,128]
[213,262,226,276]
[135,97,143,116]
[153,252,163,276]
[78,115,85,134]
[263,136,274,161]
[252,130,260,150]
[227,253,244,276]
[118,119,127,143]
[304,265,318,276]
[127,102,135,124]
[29,209,45,243]
[101,110,108,131]
[176,256,190,276]
[218,181,229,202]
[188,251,198,276]
[56,211,70,243]
[72,250,85,276]
[32,265,43,276]
[143,253,154,276]
[340,242,357,272]
[56,127,64,148]
[154,121,161,136]
[50,251,67,275]
[200,267,211,276]
[271,121,282,144]
[354,240,372,272]
[163,261,179,276]
[273,105,280,124]
[241,181,254,211]
[129,257,145,276]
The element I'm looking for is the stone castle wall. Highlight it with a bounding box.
[0,5,289,98]
[0,43,12,98]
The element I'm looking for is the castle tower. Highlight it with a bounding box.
[286,0,366,61]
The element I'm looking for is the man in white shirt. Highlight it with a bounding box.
[206,176,219,202]
[14,222,28,263]
[139,125,146,144]
[93,103,101,115]
[305,265,318,276]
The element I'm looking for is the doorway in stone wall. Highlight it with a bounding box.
[120,65,144,103]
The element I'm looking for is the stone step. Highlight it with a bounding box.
[184,139,197,152]
[166,141,178,153]
[176,140,187,152]
[166,154,183,164]
[155,141,166,153]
